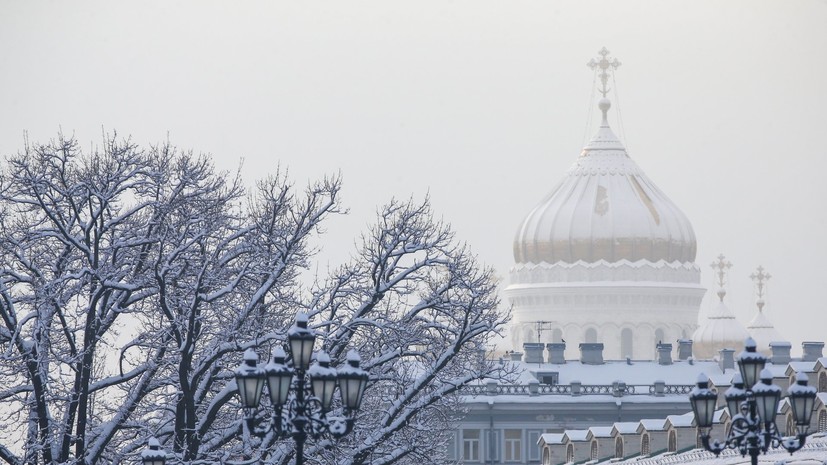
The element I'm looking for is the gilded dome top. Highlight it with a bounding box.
[513,99,697,265]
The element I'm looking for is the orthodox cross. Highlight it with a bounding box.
[710,254,733,301]
[587,47,621,98]
[750,266,771,312]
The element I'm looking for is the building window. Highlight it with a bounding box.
[668,430,677,452]
[696,430,702,449]
[621,328,633,359]
[552,328,563,343]
[584,328,598,343]
[590,440,598,460]
[818,409,827,432]
[615,437,623,458]
[504,429,522,462]
[819,372,827,392]
[462,429,481,462]
[641,433,650,455]
[786,414,795,436]
[566,444,574,463]
[542,447,550,465]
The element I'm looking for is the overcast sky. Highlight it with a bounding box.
[2,1,826,354]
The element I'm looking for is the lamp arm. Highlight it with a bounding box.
[700,433,729,456]
[776,432,808,454]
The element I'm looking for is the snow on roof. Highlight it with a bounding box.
[588,426,614,438]
[638,419,667,432]
[563,430,589,442]
[539,433,565,445]
[512,359,722,385]
[612,422,640,435]
[665,412,694,428]
[785,360,817,374]
[610,432,827,465]
[817,392,827,406]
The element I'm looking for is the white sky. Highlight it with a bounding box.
[2,1,826,354]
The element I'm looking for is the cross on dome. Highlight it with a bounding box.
[587,47,621,98]
[750,265,771,311]
[710,254,733,302]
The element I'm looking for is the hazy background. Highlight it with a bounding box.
[2,1,826,355]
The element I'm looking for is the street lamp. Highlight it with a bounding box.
[689,338,817,465]
[234,313,369,465]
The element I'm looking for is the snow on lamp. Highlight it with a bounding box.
[309,351,338,411]
[724,373,747,418]
[141,438,166,465]
[690,373,718,429]
[752,368,781,426]
[265,346,294,407]
[337,350,369,411]
[788,371,817,427]
[235,349,265,410]
[737,337,766,389]
[288,313,316,371]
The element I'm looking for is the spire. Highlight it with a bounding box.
[710,254,733,302]
[583,48,625,152]
[587,47,621,98]
[747,266,783,353]
[750,265,771,313]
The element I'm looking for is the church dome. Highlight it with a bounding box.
[692,255,750,359]
[513,99,697,265]
[692,290,751,359]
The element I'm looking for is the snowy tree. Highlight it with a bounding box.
[0,135,508,465]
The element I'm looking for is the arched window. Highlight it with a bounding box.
[621,328,633,359]
[668,430,677,452]
[641,433,650,455]
[819,372,827,392]
[590,440,598,460]
[542,447,551,465]
[552,328,563,344]
[566,444,574,463]
[818,409,827,432]
[585,328,598,343]
[787,414,795,436]
[523,326,534,343]
[696,430,703,449]
[615,437,624,458]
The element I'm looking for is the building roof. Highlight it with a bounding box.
[612,422,640,435]
[539,433,565,445]
[563,430,590,442]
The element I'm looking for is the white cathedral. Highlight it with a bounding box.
[504,48,783,361]
[449,49,826,465]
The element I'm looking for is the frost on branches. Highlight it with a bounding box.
[0,135,509,465]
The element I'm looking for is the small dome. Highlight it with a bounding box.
[513,101,697,265]
[692,290,750,360]
[747,310,783,356]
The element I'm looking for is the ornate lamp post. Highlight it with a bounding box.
[234,313,369,465]
[689,338,816,465]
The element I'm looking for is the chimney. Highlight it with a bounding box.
[719,348,735,371]
[579,343,604,365]
[657,343,673,365]
[523,343,545,364]
[677,339,693,360]
[769,341,791,365]
[546,342,566,364]
[509,351,523,362]
[802,341,825,361]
